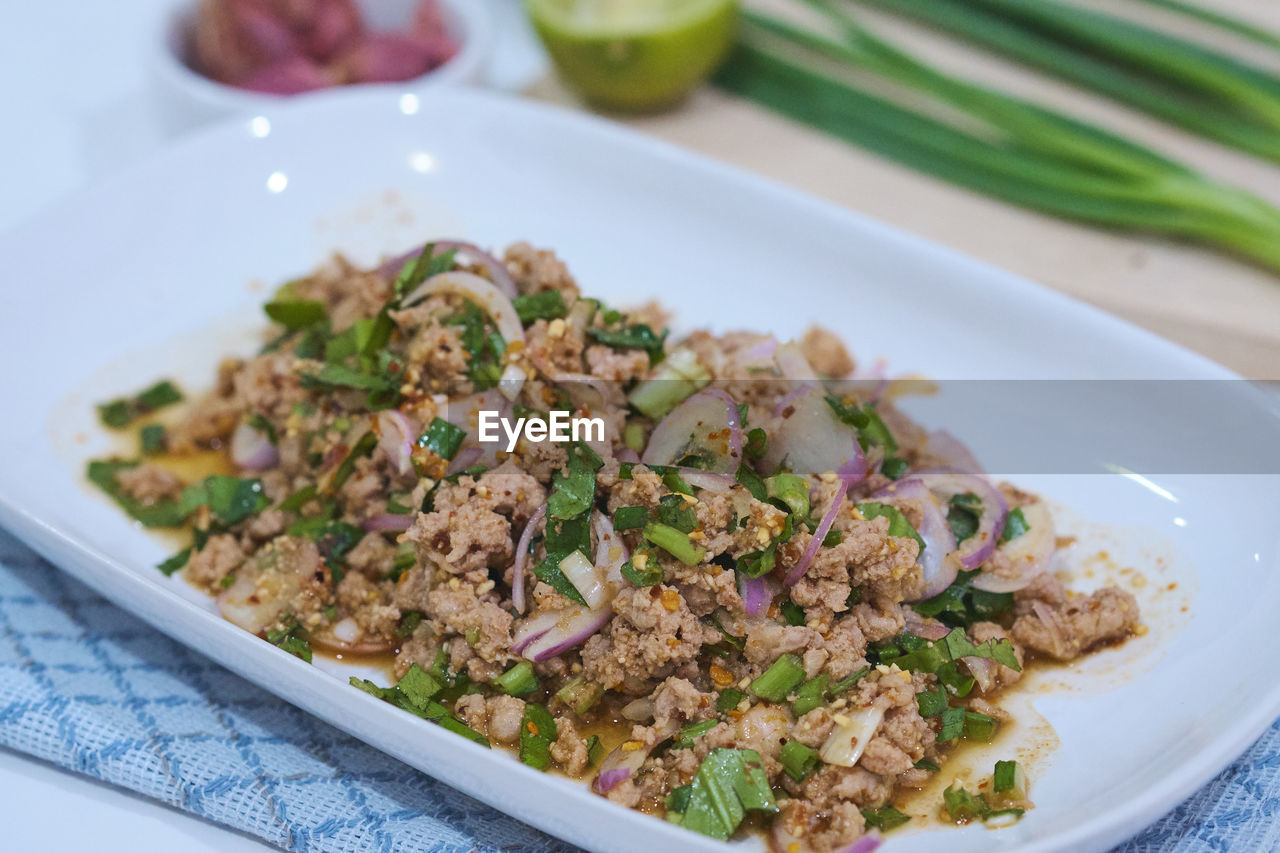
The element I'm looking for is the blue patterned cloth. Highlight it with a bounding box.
[0,528,1275,852]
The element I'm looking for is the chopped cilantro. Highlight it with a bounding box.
[1001,506,1030,543]
[716,688,747,712]
[97,380,184,428]
[862,805,911,831]
[86,460,188,527]
[512,290,567,324]
[947,492,983,543]
[417,417,466,461]
[548,442,603,520]
[857,502,925,553]
[139,424,166,456]
[519,703,558,770]
[180,475,269,525]
[670,748,777,840]
[612,506,648,531]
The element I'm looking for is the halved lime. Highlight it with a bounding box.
[526,0,738,112]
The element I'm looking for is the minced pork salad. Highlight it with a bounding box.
[89,240,1140,851]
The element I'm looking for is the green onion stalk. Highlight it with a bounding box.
[848,0,1280,163]
[713,4,1280,274]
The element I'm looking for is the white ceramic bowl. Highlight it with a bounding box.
[150,0,492,134]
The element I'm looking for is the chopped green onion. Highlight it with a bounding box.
[964,711,1000,742]
[628,348,710,419]
[556,676,603,714]
[623,421,647,452]
[766,473,810,519]
[780,740,821,781]
[993,759,1027,798]
[792,673,830,717]
[716,10,1280,274]
[494,661,540,697]
[643,522,706,566]
[673,719,720,749]
[749,653,806,702]
[264,299,327,329]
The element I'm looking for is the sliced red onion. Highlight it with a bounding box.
[559,551,607,610]
[336,33,433,84]
[873,478,959,599]
[445,445,484,477]
[374,410,415,476]
[903,609,951,642]
[361,513,412,533]
[785,477,850,587]
[914,468,1009,571]
[592,511,629,587]
[761,389,864,480]
[643,389,743,476]
[964,656,999,693]
[403,271,526,400]
[734,336,779,374]
[230,422,279,470]
[973,501,1056,592]
[379,241,517,297]
[840,835,884,853]
[511,502,547,615]
[512,512,625,656]
[616,447,640,464]
[592,744,649,794]
[521,607,612,662]
[677,468,736,494]
[773,342,818,381]
[739,574,773,616]
[924,429,983,474]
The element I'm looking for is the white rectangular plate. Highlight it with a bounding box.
[1,87,1278,853]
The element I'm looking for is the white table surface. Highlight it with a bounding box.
[0,1,543,848]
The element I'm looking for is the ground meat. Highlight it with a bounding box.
[115,464,184,503]
[426,588,514,680]
[234,353,308,420]
[405,322,469,388]
[406,501,513,580]
[480,694,526,745]
[504,242,580,299]
[650,677,710,732]
[1012,586,1139,660]
[550,717,590,775]
[585,344,651,383]
[790,515,922,622]
[345,532,398,579]
[580,586,715,694]
[334,572,400,640]
[744,623,822,667]
[185,534,245,590]
[800,326,855,379]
